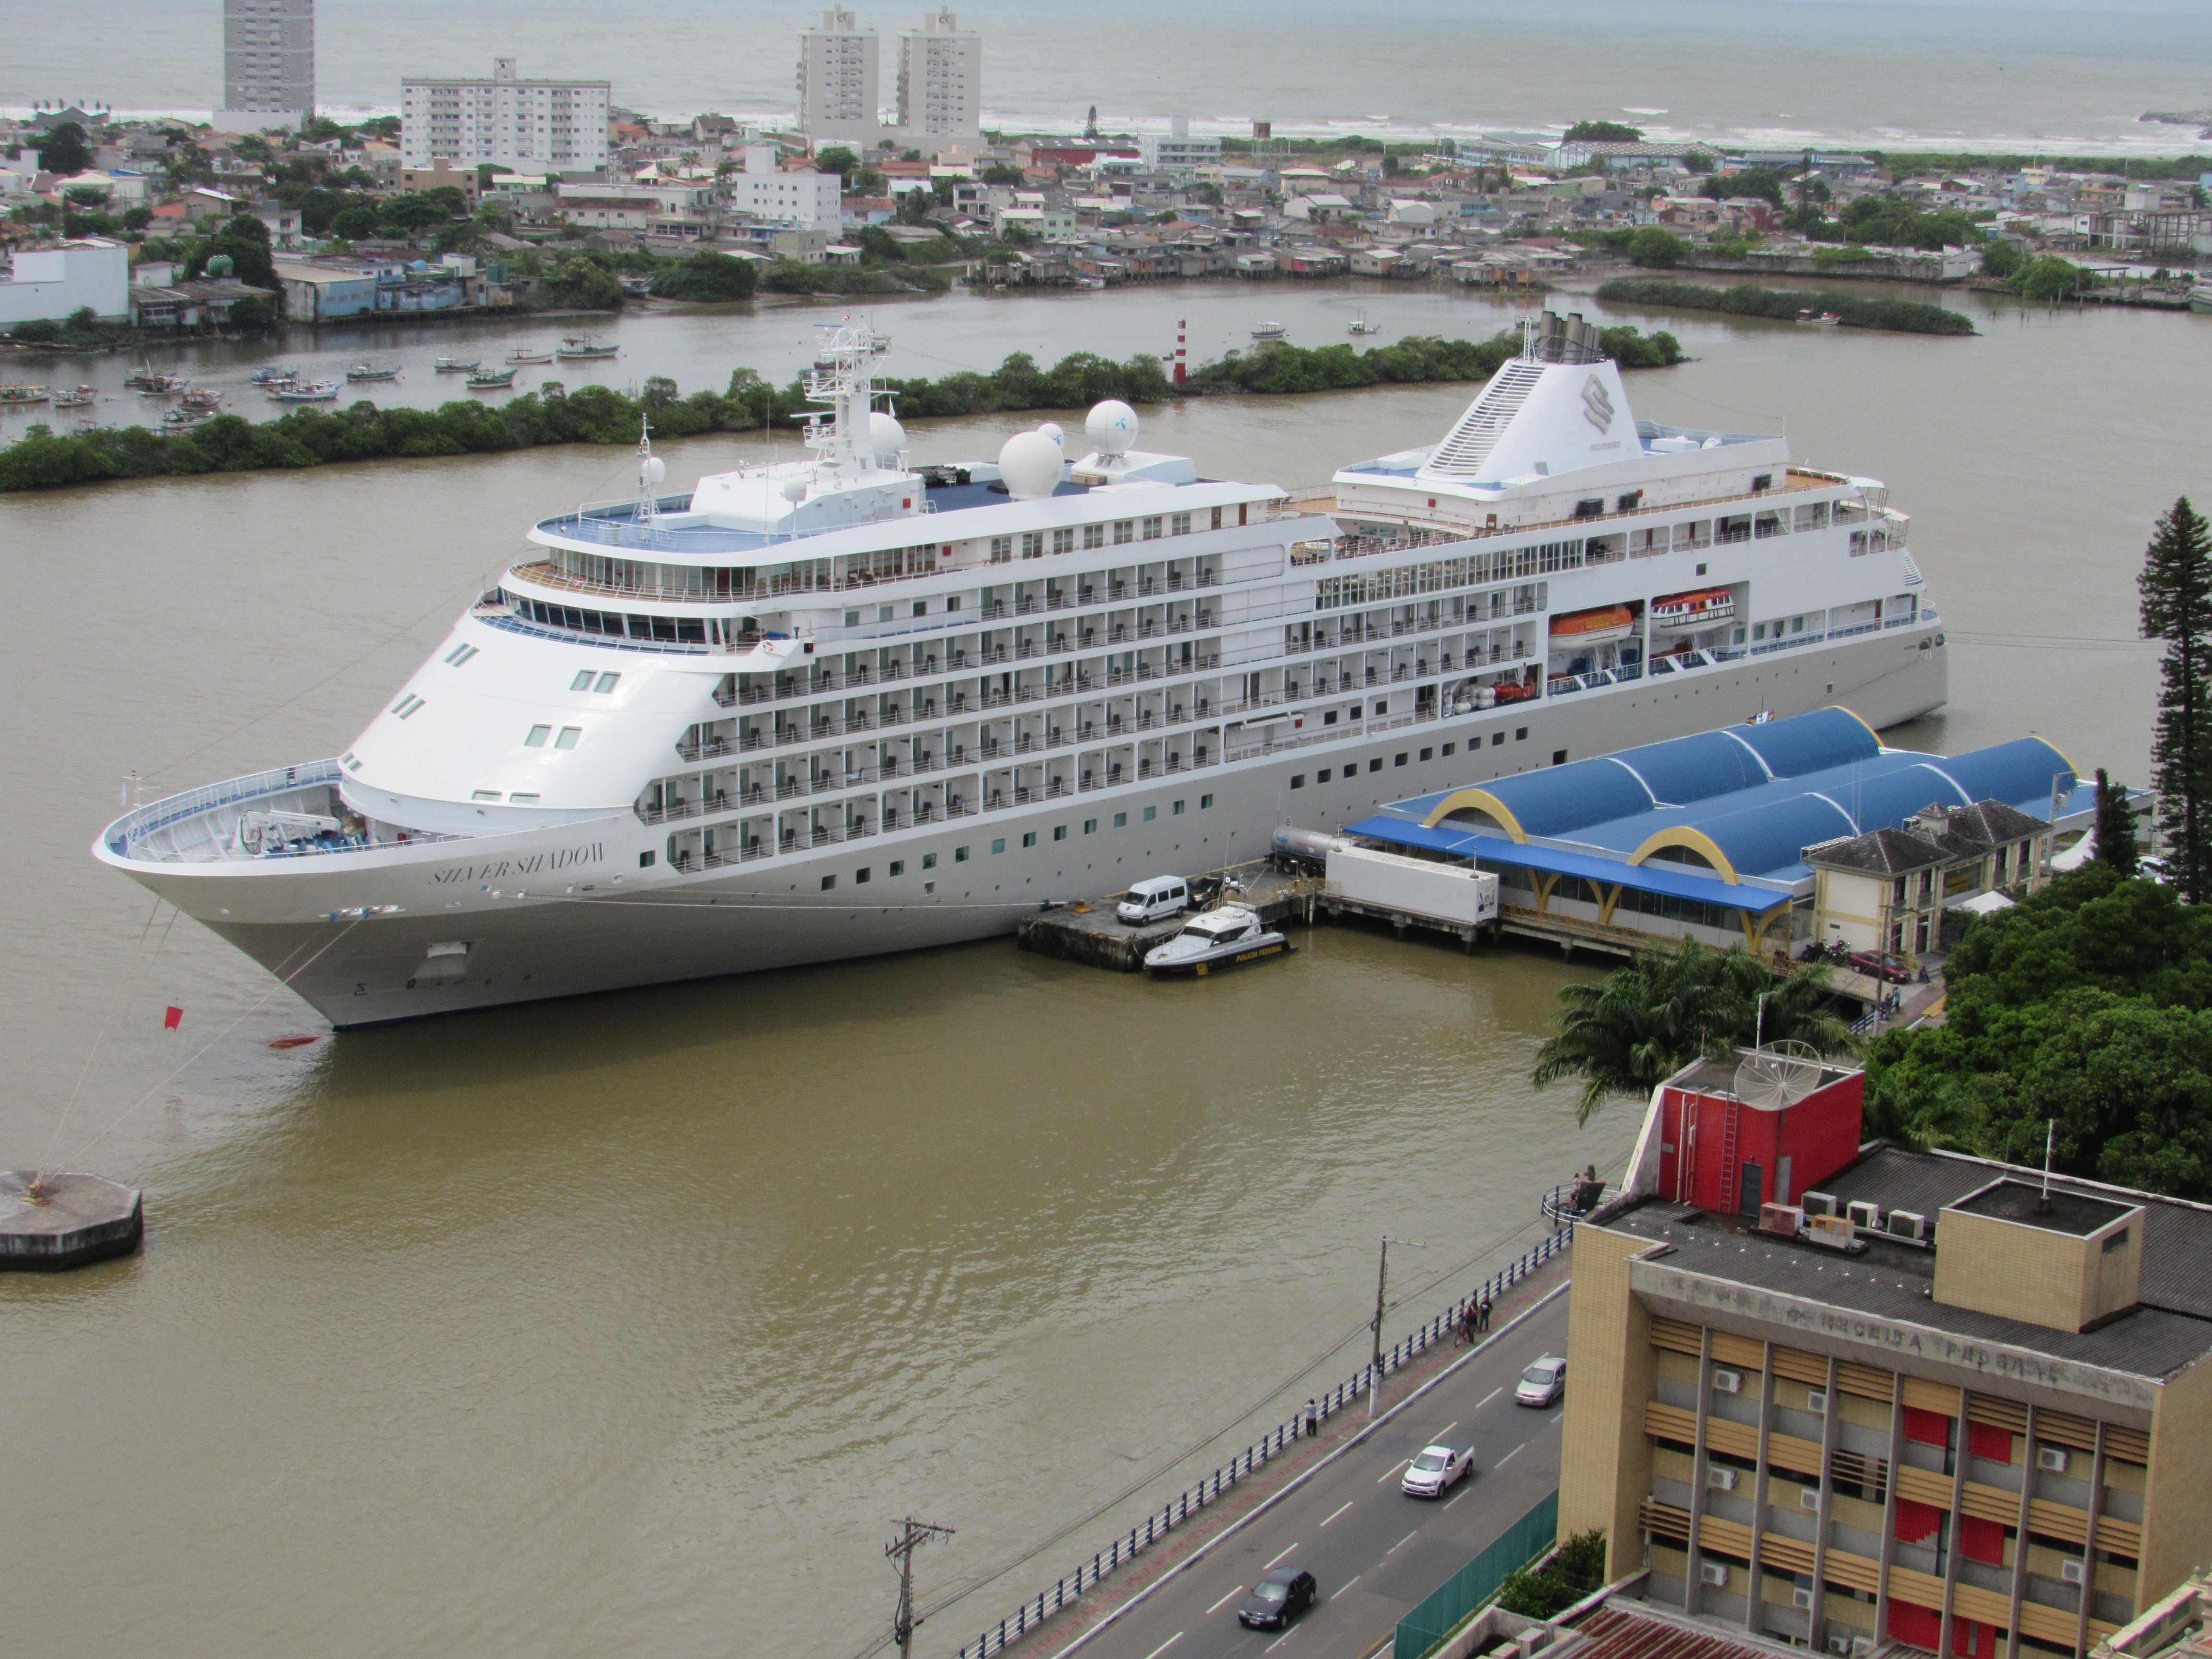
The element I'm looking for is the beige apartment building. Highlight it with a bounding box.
[1562,1058,2212,1659]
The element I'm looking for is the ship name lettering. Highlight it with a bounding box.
[429,842,606,887]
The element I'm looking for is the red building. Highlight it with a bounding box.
[1652,1051,1864,1216]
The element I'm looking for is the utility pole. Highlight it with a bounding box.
[1370,1235,1425,1418]
[886,1517,955,1659]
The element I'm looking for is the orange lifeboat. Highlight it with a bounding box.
[1650,587,1736,626]
[1549,603,1638,644]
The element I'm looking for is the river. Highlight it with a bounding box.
[0,281,2198,1657]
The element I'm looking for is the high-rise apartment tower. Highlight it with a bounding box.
[895,8,980,152]
[219,0,314,128]
[797,8,883,148]
[400,58,612,175]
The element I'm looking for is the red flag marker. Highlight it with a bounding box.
[163,1006,183,1030]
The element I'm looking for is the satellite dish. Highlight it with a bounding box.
[1733,1039,1824,1108]
[1085,399,1138,456]
[1037,421,1065,450]
[998,430,1063,500]
[867,410,907,462]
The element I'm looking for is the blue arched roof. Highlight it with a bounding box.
[1731,707,1882,777]
[1923,738,2077,808]
[1602,728,1777,807]
[1662,793,1863,878]
[1472,758,1654,837]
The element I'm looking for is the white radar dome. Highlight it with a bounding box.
[640,455,667,485]
[1084,399,1139,456]
[998,430,1065,500]
[780,477,809,504]
[1037,421,1065,450]
[868,410,908,460]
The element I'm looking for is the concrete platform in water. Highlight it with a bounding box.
[1016,863,1309,971]
[0,1171,144,1270]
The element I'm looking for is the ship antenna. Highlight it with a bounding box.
[634,415,666,529]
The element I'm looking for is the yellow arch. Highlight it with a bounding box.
[1422,787,1527,841]
[1627,826,1742,885]
[2032,733,2083,781]
[1825,704,1881,746]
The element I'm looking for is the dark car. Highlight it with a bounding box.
[1847,950,1913,985]
[1237,1567,1318,1629]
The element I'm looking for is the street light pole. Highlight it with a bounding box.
[1370,1234,1425,1419]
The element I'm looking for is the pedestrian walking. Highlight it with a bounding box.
[1305,1398,1319,1439]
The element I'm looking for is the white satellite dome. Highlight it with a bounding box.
[1037,421,1065,450]
[639,454,667,485]
[1084,399,1139,457]
[998,430,1064,500]
[868,410,908,461]
[780,476,809,504]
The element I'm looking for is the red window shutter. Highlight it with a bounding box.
[1905,1406,1952,1446]
[1894,1498,1943,1542]
[1961,1515,2005,1564]
[1968,1421,2013,1463]
[1888,1599,1941,1650]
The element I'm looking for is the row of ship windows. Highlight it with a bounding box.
[1282,733,1529,791]
[792,799,1222,887]
[991,512,1196,561]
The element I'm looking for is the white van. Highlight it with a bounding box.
[1117,876,1190,925]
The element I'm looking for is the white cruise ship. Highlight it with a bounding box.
[96,313,1947,1026]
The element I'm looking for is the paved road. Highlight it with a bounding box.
[1068,1293,1570,1659]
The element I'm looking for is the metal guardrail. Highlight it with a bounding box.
[951,1216,1577,1659]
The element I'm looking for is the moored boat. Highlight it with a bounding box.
[272,379,341,402]
[346,362,400,382]
[1348,310,1380,335]
[434,356,481,373]
[506,345,555,364]
[1143,903,1292,975]
[0,383,50,405]
[467,366,518,389]
[556,333,618,360]
[133,373,187,395]
[1250,320,1287,340]
[49,385,97,408]
[251,365,300,385]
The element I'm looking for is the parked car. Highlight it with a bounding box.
[1516,1355,1567,1407]
[1402,1443,1477,1497]
[1237,1567,1318,1629]
[1846,949,1913,985]
[1116,875,1190,925]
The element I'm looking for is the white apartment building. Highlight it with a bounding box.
[0,238,132,326]
[731,156,842,228]
[798,9,883,148]
[895,8,980,155]
[217,0,313,129]
[400,58,611,175]
[1140,117,1222,173]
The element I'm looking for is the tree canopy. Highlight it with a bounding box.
[2141,497,2212,902]
[1563,121,1643,144]
[1531,939,1854,1126]
[36,121,93,176]
[647,250,759,303]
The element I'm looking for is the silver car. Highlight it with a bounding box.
[1516,1355,1567,1407]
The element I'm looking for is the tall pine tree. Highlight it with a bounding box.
[2139,496,2212,902]
[2093,768,2140,878]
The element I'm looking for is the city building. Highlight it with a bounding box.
[895,8,980,154]
[728,147,842,227]
[1140,118,1223,173]
[1804,799,2065,959]
[797,8,883,148]
[399,58,611,176]
[1560,1064,2212,1659]
[216,0,313,130]
[0,236,130,326]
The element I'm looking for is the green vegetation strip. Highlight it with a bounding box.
[1595,278,1976,336]
[0,327,1683,493]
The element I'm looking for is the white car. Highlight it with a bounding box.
[1401,1443,1477,1497]
[1516,1356,1567,1407]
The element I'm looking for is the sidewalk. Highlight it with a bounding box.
[992,1250,1575,1659]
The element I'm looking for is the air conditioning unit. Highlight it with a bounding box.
[1887,1210,1928,1242]
[1713,1367,1744,1395]
[1806,1214,1858,1251]
[2038,1446,2071,1474]
[1701,1561,1731,1587]
[1761,1202,1806,1238]
[1708,1465,1740,1491]
[1807,1389,1829,1415]
[1801,1486,1822,1511]
[1794,1587,1816,1611]
[1803,1191,1839,1218]
[2062,1560,2087,1586]
[1846,1200,1882,1231]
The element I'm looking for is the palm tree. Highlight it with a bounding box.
[1532,939,1855,1126]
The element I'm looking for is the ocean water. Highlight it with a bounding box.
[9,0,2212,156]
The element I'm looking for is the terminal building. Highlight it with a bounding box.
[1561,1059,2212,1659]
[1338,707,2109,967]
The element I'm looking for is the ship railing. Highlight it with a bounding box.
[107,759,347,855]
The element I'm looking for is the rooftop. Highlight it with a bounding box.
[1606,1143,2212,1381]
[1951,1178,2138,1238]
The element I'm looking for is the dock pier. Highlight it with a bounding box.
[1016,862,1308,971]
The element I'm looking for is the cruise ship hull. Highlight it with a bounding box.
[105,626,1945,1029]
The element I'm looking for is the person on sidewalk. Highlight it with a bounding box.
[1304,1398,1319,1439]
[1477,1296,1492,1333]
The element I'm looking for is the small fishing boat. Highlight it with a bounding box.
[345,362,400,382]
[506,345,554,364]
[133,373,187,395]
[272,379,341,402]
[49,385,97,409]
[433,355,481,373]
[179,388,224,411]
[1348,310,1381,335]
[555,333,618,361]
[123,363,169,390]
[1143,903,1292,977]
[0,384,50,405]
[250,365,299,385]
[162,405,216,429]
[1073,276,1106,291]
[466,366,518,389]
[1250,320,1287,340]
